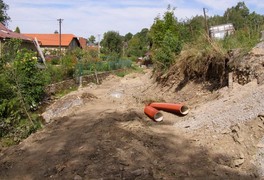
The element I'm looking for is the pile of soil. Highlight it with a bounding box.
[232,42,264,85]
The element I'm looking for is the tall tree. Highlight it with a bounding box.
[149,5,182,70]
[127,28,150,57]
[185,15,205,40]
[88,35,96,44]
[0,0,10,25]
[14,26,20,33]
[127,36,141,57]
[149,5,180,48]
[101,31,122,55]
[223,1,249,30]
[246,11,264,32]
[208,15,225,27]
[124,32,133,42]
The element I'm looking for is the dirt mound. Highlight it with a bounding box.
[154,48,229,92]
[232,42,264,85]
[42,91,97,123]
[156,41,264,94]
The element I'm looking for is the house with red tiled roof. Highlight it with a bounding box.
[0,23,36,56]
[24,33,81,55]
[78,37,87,49]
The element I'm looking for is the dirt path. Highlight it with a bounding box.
[0,69,263,179]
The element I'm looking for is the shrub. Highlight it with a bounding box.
[0,39,46,144]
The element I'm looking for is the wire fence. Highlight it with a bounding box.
[76,59,133,76]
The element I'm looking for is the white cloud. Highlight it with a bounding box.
[5,0,263,38]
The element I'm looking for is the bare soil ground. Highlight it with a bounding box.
[0,68,264,179]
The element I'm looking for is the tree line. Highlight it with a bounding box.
[87,2,264,70]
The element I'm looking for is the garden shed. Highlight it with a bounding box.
[0,23,36,57]
[209,23,235,39]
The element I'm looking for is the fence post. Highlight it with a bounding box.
[78,57,83,88]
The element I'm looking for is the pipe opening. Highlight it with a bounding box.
[144,106,164,122]
[180,105,189,115]
[154,112,163,122]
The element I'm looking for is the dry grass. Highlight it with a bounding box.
[157,34,229,89]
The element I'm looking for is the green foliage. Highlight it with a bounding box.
[224,2,249,30]
[153,31,180,69]
[55,86,78,99]
[14,26,20,33]
[45,48,86,83]
[114,71,128,77]
[14,50,47,106]
[127,28,150,57]
[50,57,60,65]
[0,39,46,143]
[127,36,142,57]
[61,52,77,78]
[185,15,205,41]
[2,39,48,108]
[0,0,10,25]
[124,32,133,42]
[80,59,133,76]
[45,64,65,83]
[88,35,96,44]
[149,2,264,75]
[0,33,134,146]
[101,31,123,55]
[150,5,180,48]
[0,98,23,137]
[149,6,183,71]
[208,15,225,27]
[222,29,259,52]
[58,47,134,77]
[210,2,264,53]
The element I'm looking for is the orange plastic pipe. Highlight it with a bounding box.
[144,106,163,122]
[149,103,189,116]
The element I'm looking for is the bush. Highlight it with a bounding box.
[222,29,259,52]
[46,64,65,83]
[0,39,46,144]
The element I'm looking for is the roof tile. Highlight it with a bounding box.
[0,23,33,41]
[24,34,76,46]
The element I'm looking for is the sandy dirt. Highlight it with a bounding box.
[0,69,264,179]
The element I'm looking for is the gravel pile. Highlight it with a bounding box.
[174,81,264,133]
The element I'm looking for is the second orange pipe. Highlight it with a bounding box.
[149,103,189,116]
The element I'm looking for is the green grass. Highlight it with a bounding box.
[114,71,129,77]
[55,86,78,99]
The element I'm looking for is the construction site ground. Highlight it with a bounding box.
[0,68,264,179]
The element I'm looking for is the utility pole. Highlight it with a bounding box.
[57,18,63,57]
[203,8,209,36]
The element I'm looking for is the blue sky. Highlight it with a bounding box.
[5,0,264,39]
